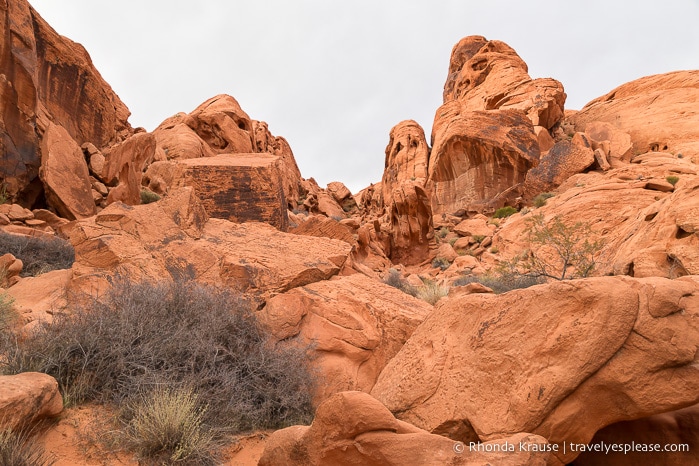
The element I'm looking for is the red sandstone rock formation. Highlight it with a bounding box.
[259,391,550,466]
[0,372,63,432]
[259,274,433,402]
[0,0,131,207]
[371,276,699,465]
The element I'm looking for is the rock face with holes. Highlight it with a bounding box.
[442,35,566,130]
[259,391,551,466]
[0,0,131,206]
[569,70,699,161]
[259,274,433,402]
[381,121,433,264]
[371,276,699,465]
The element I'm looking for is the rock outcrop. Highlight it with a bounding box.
[259,391,551,466]
[429,105,540,214]
[0,0,131,206]
[371,276,699,465]
[69,187,351,300]
[569,70,699,161]
[0,372,63,432]
[259,274,432,401]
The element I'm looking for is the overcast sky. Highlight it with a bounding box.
[30,1,699,193]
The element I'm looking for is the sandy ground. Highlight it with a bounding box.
[36,405,271,465]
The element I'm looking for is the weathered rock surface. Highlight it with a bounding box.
[290,214,356,245]
[569,71,699,161]
[101,132,156,206]
[0,372,63,432]
[371,276,699,465]
[69,187,351,299]
[150,154,290,231]
[260,274,432,401]
[153,95,302,205]
[571,404,699,466]
[38,122,95,220]
[6,269,71,329]
[493,152,699,278]
[524,132,596,196]
[259,391,550,466]
[429,105,540,214]
[0,0,131,204]
[443,35,566,129]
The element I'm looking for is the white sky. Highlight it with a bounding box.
[29,1,699,193]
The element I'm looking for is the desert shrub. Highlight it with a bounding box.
[533,192,555,208]
[140,189,161,204]
[383,269,418,297]
[1,279,315,434]
[0,428,55,466]
[0,293,15,333]
[416,280,449,305]
[0,232,74,277]
[123,387,216,465]
[436,227,449,239]
[493,206,518,218]
[520,213,604,280]
[472,235,485,244]
[666,175,680,186]
[431,257,451,271]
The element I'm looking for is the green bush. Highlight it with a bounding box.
[453,273,542,294]
[472,235,485,244]
[1,279,315,436]
[666,175,680,186]
[140,189,161,204]
[436,227,449,239]
[493,206,518,218]
[532,192,555,208]
[0,428,55,466]
[124,387,215,465]
[0,232,74,277]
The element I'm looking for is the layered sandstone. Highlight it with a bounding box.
[0,372,63,432]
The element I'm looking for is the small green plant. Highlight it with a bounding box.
[124,387,216,465]
[140,189,161,204]
[0,184,9,205]
[472,235,486,244]
[432,257,451,271]
[489,246,499,254]
[493,206,518,219]
[436,227,449,239]
[0,428,55,466]
[448,238,458,247]
[666,175,680,186]
[416,280,449,305]
[533,192,555,208]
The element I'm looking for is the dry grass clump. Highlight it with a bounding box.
[0,232,74,277]
[453,273,542,294]
[1,278,316,463]
[383,269,418,297]
[416,280,449,305]
[0,428,55,466]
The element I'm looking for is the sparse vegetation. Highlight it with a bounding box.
[0,428,55,466]
[533,192,555,208]
[1,279,315,461]
[383,269,418,297]
[666,175,680,186]
[0,232,74,277]
[510,213,605,280]
[472,235,485,244]
[436,226,449,239]
[431,256,451,271]
[493,206,518,218]
[453,272,542,294]
[0,184,9,205]
[123,387,216,465]
[416,279,449,305]
[140,188,161,204]
[0,293,16,333]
